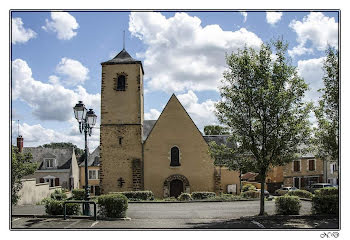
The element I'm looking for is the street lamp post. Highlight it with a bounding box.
[73,101,97,216]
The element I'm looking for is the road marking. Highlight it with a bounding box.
[64,219,83,229]
[12,218,21,222]
[90,221,99,228]
[251,220,265,228]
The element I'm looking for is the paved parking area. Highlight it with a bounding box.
[10,200,337,229]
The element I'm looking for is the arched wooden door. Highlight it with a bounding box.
[170,179,183,198]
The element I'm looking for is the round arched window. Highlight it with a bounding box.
[170,146,180,166]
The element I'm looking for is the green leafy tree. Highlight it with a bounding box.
[11,146,38,205]
[204,125,230,135]
[40,142,84,156]
[215,40,312,215]
[314,46,339,163]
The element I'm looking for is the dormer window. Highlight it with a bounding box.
[170,146,180,167]
[45,158,55,168]
[116,75,126,91]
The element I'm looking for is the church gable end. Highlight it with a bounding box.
[143,94,215,198]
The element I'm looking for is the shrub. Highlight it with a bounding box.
[241,184,256,192]
[178,193,192,201]
[97,194,128,218]
[315,187,339,196]
[44,199,80,215]
[286,189,313,199]
[72,189,85,200]
[191,192,216,200]
[275,195,301,215]
[111,191,154,201]
[312,187,339,215]
[241,190,260,199]
[50,189,67,200]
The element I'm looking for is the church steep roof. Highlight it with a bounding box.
[101,49,144,73]
[143,120,157,141]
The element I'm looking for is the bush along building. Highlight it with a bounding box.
[20,136,80,190]
[99,48,240,198]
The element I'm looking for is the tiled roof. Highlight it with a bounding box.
[22,147,73,170]
[241,172,259,181]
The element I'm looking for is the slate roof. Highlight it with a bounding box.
[22,147,73,170]
[101,49,144,74]
[80,146,100,167]
[203,135,235,148]
[143,120,157,141]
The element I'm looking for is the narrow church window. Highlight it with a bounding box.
[116,75,126,91]
[118,137,123,145]
[170,146,180,166]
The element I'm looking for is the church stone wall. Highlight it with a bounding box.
[143,95,215,198]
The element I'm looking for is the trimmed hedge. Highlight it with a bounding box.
[191,192,216,200]
[241,190,260,199]
[44,199,80,215]
[275,195,301,215]
[312,187,339,215]
[72,189,85,200]
[178,193,192,201]
[286,189,313,199]
[110,191,154,201]
[315,187,339,196]
[50,189,67,200]
[97,194,128,218]
[241,184,256,192]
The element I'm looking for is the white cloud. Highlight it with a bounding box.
[177,91,218,132]
[240,12,247,23]
[12,121,100,150]
[288,45,314,58]
[297,57,325,102]
[289,12,338,57]
[266,12,283,25]
[129,12,262,93]
[12,59,100,121]
[12,17,36,44]
[42,12,79,40]
[55,58,89,86]
[145,109,161,120]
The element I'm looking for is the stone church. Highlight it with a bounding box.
[99,48,240,198]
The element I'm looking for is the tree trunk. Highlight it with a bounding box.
[259,174,266,216]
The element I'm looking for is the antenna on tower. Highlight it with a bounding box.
[17,120,20,137]
[123,30,125,50]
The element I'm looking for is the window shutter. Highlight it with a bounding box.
[55,178,60,186]
[40,178,44,183]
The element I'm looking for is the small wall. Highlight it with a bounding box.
[17,178,61,205]
[242,181,267,190]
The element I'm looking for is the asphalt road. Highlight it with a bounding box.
[11,200,327,229]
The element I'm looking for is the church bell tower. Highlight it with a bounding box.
[99,48,144,193]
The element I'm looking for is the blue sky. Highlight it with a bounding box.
[11,11,339,150]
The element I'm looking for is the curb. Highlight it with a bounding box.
[128,199,260,203]
[12,214,132,221]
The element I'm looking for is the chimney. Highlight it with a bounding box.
[17,135,23,152]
